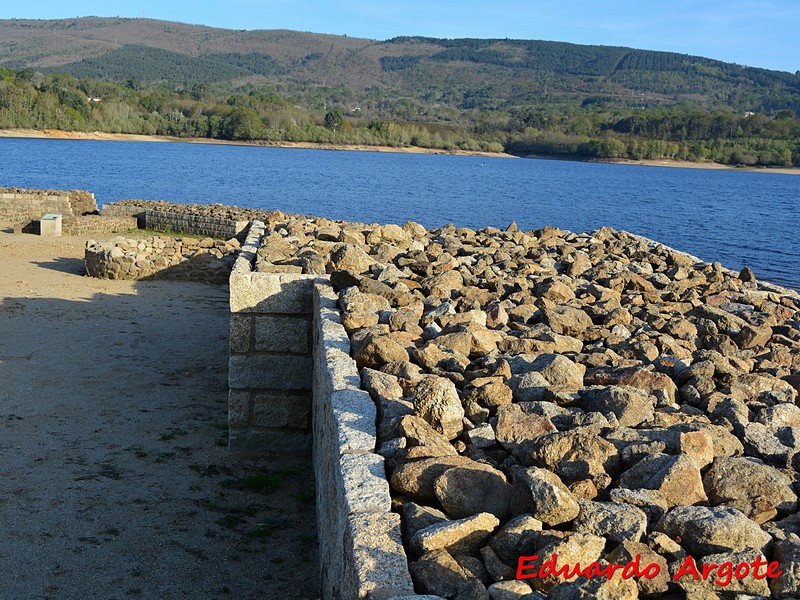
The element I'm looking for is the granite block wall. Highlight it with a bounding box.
[227,221,319,454]
[0,188,98,225]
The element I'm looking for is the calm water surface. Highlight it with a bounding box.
[1,137,798,289]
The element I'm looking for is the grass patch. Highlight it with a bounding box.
[105,527,120,536]
[160,427,188,441]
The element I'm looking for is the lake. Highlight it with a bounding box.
[1,137,798,290]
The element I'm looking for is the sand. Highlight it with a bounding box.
[0,230,320,599]
[0,128,514,158]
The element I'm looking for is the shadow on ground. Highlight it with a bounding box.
[0,269,320,599]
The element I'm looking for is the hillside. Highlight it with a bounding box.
[1,17,799,115]
[0,17,799,167]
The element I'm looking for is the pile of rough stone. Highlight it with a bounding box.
[257,213,800,599]
[85,235,240,283]
[107,199,295,223]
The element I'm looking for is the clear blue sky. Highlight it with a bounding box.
[5,1,799,73]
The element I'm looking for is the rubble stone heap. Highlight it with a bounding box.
[255,212,800,599]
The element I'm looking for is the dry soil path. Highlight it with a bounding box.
[0,231,319,600]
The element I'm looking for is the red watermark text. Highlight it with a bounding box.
[517,553,783,587]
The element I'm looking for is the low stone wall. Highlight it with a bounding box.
[1,187,98,225]
[62,215,138,236]
[85,235,239,283]
[227,221,317,454]
[229,222,437,598]
[313,282,438,600]
[101,202,147,228]
[145,209,249,239]
[103,200,250,238]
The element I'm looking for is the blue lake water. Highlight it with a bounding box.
[1,137,798,289]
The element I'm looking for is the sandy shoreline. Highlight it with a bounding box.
[3,128,799,174]
[0,128,514,158]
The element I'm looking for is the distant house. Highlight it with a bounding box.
[744,111,755,117]
[88,96,102,102]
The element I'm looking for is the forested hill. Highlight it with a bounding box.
[1,17,798,113]
[1,17,799,167]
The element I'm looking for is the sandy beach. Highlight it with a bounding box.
[0,128,514,159]
[0,230,320,599]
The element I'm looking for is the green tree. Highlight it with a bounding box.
[324,108,344,132]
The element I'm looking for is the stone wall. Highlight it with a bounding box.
[85,235,239,283]
[229,221,441,599]
[103,201,249,238]
[227,221,318,454]
[101,203,147,228]
[62,215,138,237]
[145,209,249,239]
[0,188,98,225]
[313,283,437,600]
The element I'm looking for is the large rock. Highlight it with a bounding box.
[673,548,772,597]
[702,456,797,523]
[413,376,465,440]
[530,428,620,489]
[655,505,772,556]
[353,333,410,369]
[466,381,513,412]
[392,456,498,502]
[605,541,669,596]
[434,466,513,520]
[398,415,457,456]
[519,533,606,592]
[519,353,586,389]
[578,386,655,427]
[327,243,375,273]
[495,406,557,460]
[486,580,534,599]
[410,512,500,557]
[339,285,391,314]
[618,453,707,507]
[743,422,794,465]
[402,502,448,542]
[770,536,800,599]
[547,566,639,599]
[572,499,648,546]
[509,466,580,526]
[409,549,483,598]
[488,515,543,566]
[585,366,678,405]
[541,305,593,337]
[420,270,464,298]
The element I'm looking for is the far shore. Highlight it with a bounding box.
[2,127,799,175]
[0,128,514,159]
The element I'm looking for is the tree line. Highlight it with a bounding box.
[0,67,798,166]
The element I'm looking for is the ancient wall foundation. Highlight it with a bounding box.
[103,200,258,238]
[85,235,239,283]
[145,210,249,239]
[227,222,318,454]
[229,221,438,599]
[1,188,98,225]
[62,215,138,236]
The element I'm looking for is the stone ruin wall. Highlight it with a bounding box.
[85,236,240,283]
[102,200,267,239]
[0,187,98,225]
[227,220,433,599]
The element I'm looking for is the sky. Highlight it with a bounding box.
[4,1,799,73]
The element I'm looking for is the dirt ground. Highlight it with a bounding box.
[0,230,320,600]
